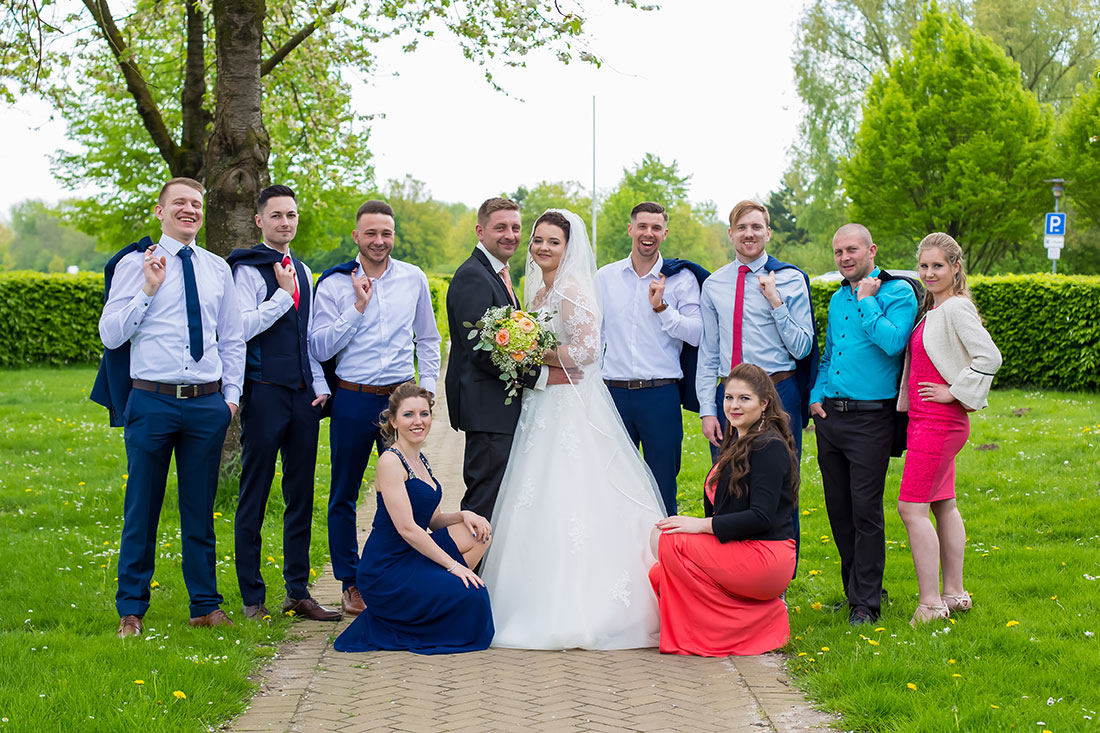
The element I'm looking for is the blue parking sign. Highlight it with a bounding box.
[1045,212,1066,236]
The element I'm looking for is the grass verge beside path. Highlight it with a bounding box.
[0,367,348,732]
[678,388,1100,732]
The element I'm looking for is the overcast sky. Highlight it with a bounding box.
[1,0,804,219]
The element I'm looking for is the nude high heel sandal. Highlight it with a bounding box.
[910,603,950,627]
[941,591,972,612]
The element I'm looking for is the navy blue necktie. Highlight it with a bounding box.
[178,246,204,361]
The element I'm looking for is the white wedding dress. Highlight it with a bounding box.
[480,209,665,650]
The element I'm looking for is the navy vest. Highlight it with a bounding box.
[228,245,311,389]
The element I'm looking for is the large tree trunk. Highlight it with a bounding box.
[207,0,270,468]
[205,0,270,259]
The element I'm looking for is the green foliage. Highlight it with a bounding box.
[843,6,1054,273]
[427,274,450,348]
[788,0,1100,261]
[0,200,108,273]
[1060,66,1100,227]
[511,180,593,250]
[969,274,1100,389]
[0,272,103,366]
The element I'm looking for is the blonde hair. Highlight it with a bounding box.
[378,382,435,446]
[158,177,204,204]
[728,199,770,228]
[916,232,971,318]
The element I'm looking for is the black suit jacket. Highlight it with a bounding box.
[445,248,536,434]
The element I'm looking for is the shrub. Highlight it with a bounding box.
[4,272,1097,392]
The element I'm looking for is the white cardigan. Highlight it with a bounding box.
[897,296,1003,412]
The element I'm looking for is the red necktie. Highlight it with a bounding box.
[730,264,750,370]
[282,256,299,310]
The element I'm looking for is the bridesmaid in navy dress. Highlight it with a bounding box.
[335,382,494,654]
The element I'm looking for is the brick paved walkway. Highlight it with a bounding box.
[229,386,835,733]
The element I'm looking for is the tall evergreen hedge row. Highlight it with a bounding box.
[1,271,1096,391]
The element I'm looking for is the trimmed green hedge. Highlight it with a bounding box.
[3,272,1097,391]
[0,272,105,366]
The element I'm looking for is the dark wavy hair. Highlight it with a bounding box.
[709,363,799,500]
[378,381,435,446]
[532,210,571,242]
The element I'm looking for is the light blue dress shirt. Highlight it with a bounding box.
[809,269,918,404]
[696,253,814,417]
[596,255,702,381]
[310,256,442,394]
[99,234,246,405]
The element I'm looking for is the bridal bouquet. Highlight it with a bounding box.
[465,305,559,404]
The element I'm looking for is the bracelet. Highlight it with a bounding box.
[446,561,458,573]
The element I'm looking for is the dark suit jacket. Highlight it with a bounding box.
[445,247,536,434]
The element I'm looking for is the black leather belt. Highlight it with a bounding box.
[132,379,221,399]
[823,397,893,412]
[604,378,678,390]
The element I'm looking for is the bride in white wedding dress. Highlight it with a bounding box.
[480,209,666,650]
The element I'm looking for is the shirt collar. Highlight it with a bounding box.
[843,266,881,292]
[261,242,290,258]
[735,252,768,272]
[157,233,192,256]
[620,254,664,279]
[476,243,509,274]
[357,253,394,279]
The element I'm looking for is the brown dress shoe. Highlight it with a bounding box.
[189,608,235,628]
[283,596,342,621]
[341,586,366,616]
[242,604,271,621]
[117,615,143,638]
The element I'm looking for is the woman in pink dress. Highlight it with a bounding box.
[648,363,798,656]
[897,233,1002,626]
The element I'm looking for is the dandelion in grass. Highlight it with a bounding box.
[1006,620,1020,627]
[134,680,144,685]
[952,674,962,678]
[150,581,159,588]
[808,570,820,576]
[867,639,879,646]
[811,602,823,611]
[991,705,999,709]
[173,691,186,700]
[907,683,917,690]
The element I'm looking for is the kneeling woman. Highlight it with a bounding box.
[335,382,494,654]
[649,363,798,656]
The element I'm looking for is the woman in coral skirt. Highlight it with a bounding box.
[649,363,798,656]
[898,233,1001,626]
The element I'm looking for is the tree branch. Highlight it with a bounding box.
[81,0,179,168]
[179,0,209,178]
[260,1,342,77]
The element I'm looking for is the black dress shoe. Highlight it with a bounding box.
[849,606,878,627]
[283,596,342,621]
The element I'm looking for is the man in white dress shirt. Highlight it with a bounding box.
[228,185,341,623]
[99,177,245,637]
[311,199,442,615]
[596,202,702,515]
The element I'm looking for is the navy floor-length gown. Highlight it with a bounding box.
[334,448,494,654]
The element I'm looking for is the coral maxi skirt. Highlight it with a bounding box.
[649,535,796,656]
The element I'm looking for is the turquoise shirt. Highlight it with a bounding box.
[809,269,918,404]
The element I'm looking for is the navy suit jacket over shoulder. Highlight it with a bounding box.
[90,236,154,427]
[660,258,710,413]
[763,255,819,428]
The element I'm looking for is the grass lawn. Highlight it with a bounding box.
[0,366,351,732]
[678,389,1100,732]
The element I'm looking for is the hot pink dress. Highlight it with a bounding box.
[898,318,970,503]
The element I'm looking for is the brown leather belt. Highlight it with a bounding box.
[721,370,795,387]
[769,370,795,385]
[337,379,401,395]
[604,378,679,390]
[132,379,221,399]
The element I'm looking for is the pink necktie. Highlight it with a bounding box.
[730,265,750,370]
[282,256,299,310]
[499,266,516,306]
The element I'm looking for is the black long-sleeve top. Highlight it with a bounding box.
[705,436,796,543]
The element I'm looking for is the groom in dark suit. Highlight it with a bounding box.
[445,197,570,520]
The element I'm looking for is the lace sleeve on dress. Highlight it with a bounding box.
[554,283,600,369]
